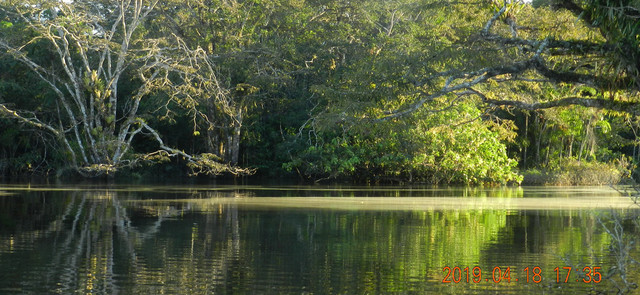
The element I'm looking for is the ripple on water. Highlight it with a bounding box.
[0,185,638,294]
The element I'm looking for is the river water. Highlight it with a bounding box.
[0,184,638,294]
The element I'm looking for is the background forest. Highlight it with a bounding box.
[0,0,639,184]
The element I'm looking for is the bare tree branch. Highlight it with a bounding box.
[481,93,640,115]
[139,122,254,176]
[0,0,250,177]
[0,105,59,135]
[482,4,507,35]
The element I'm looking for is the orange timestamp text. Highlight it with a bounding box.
[441,266,602,284]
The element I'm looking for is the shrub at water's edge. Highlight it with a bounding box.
[521,158,631,185]
[284,103,523,185]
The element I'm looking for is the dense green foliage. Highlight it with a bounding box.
[1,0,639,183]
[285,102,521,184]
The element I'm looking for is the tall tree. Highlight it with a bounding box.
[0,0,250,176]
[379,0,640,119]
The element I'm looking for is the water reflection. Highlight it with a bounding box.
[0,186,638,294]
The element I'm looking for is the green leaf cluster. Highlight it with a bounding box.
[286,101,521,184]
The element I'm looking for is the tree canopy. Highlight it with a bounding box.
[0,0,638,183]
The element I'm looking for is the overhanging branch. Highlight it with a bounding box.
[380,57,540,120]
[381,37,631,120]
[0,104,60,135]
[483,96,640,115]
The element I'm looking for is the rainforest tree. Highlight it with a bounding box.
[282,0,523,183]
[0,0,251,176]
[0,0,638,181]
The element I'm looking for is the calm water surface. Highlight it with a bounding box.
[0,184,639,294]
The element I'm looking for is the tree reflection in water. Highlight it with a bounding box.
[0,186,638,294]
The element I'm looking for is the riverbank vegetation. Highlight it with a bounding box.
[1,0,639,184]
